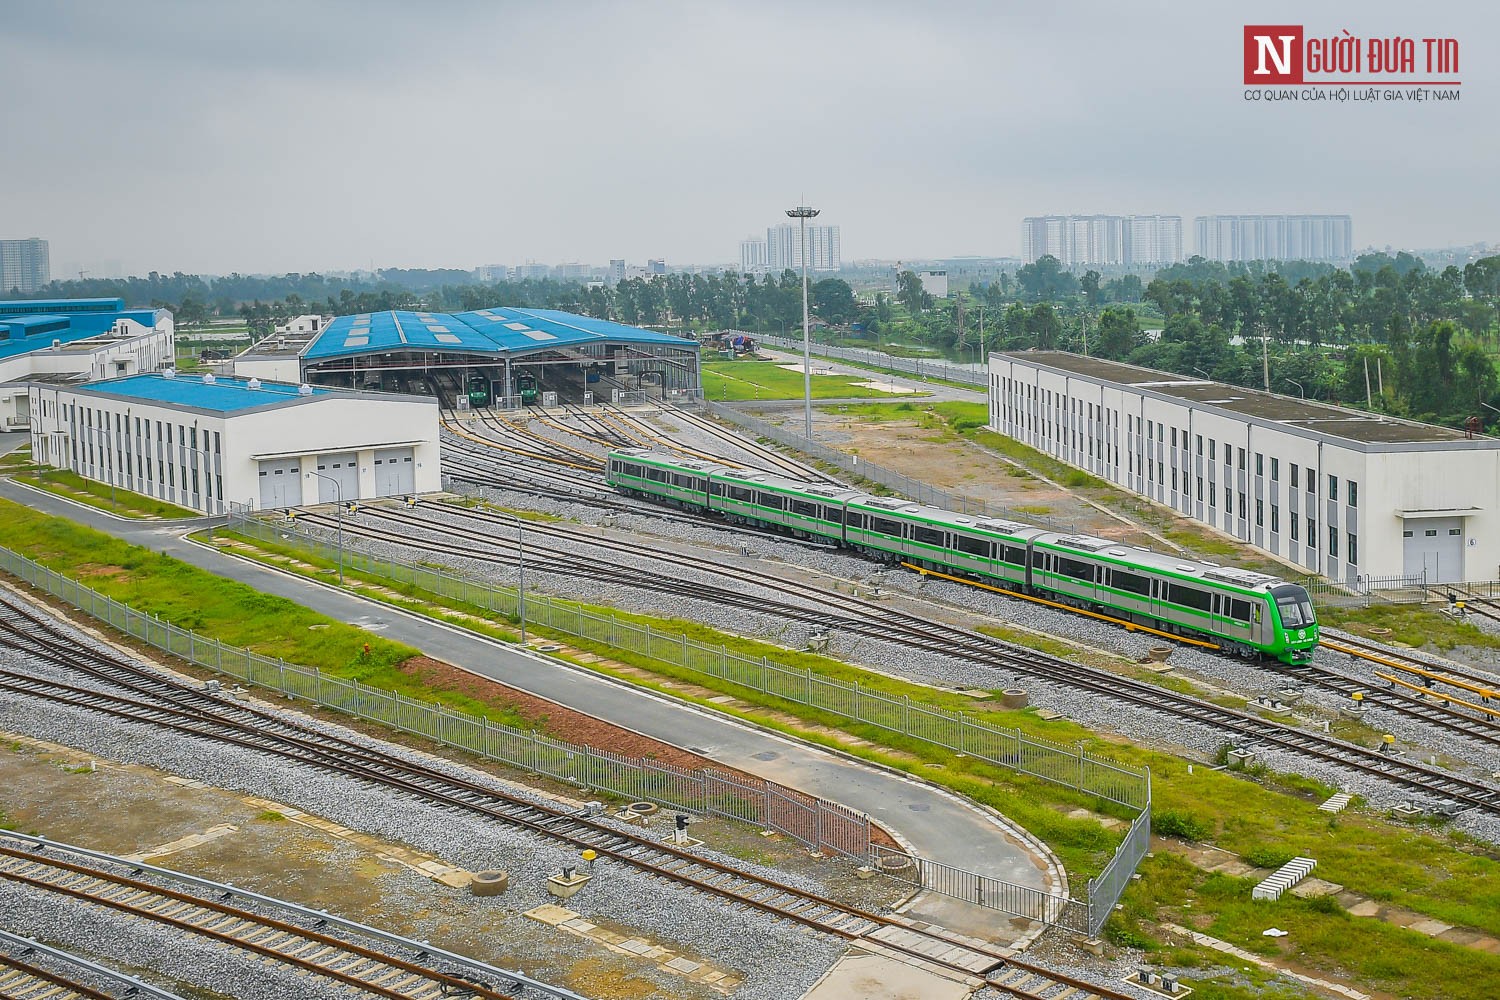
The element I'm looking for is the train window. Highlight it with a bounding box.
[1000,545,1024,566]
[1212,595,1222,614]
[912,525,945,547]
[626,463,645,479]
[1277,598,1306,627]
[1114,572,1150,597]
[869,516,901,537]
[757,492,785,510]
[790,499,818,517]
[1055,556,1094,582]
[821,506,843,524]
[1168,583,1212,612]
[847,511,865,530]
[1230,599,1252,621]
[955,534,990,558]
[646,468,668,483]
[672,474,698,488]
[727,484,755,503]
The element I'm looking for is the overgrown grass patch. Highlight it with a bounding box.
[701,360,924,401]
[15,469,201,519]
[1318,601,1500,652]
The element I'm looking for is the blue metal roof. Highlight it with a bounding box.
[76,373,333,413]
[303,308,695,362]
[0,297,125,316]
[0,308,161,363]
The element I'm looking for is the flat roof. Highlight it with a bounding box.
[69,373,337,413]
[0,297,126,316]
[302,307,696,362]
[1000,351,1474,445]
[0,309,160,363]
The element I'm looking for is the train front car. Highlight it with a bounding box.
[1268,583,1319,664]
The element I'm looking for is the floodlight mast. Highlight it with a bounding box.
[786,204,820,439]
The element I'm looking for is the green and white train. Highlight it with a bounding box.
[606,448,1319,664]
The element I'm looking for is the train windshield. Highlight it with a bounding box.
[1271,585,1317,629]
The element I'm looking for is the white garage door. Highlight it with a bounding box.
[373,447,415,496]
[257,459,302,509]
[1403,517,1465,584]
[315,453,361,502]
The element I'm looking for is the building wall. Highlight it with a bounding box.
[26,384,440,515]
[988,354,1500,584]
[1194,215,1353,262]
[0,239,51,294]
[766,223,841,271]
[1019,216,1182,266]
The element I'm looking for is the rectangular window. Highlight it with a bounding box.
[1055,556,1095,583]
[1229,598,1252,622]
[1329,525,1339,558]
[1426,529,1438,537]
[1449,528,1462,536]
[1196,434,1203,454]
[1113,572,1151,597]
[756,492,784,511]
[1171,427,1177,447]
[789,498,818,517]
[1308,517,1317,548]
[1271,457,1279,481]
[955,535,991,558]
[1197,476,1204,501]
[1239,492,1247,517]
[1271,505,1280,533]
[1349,481,1357,508]
[1210,440,1216,461]
[1238,448,1245,470]
[1256,453,1263,476]
[1291,463,1299,488]
[1225,486,1232,514]
[1403,529,1413,538]
[869,516,901,536]
[1256,499,1264,527]
[1329,475,1339,502]
[912,525,945,547]
[1348,532,1358,565]
[1168,583,1212,612]
[1307,467,1316,489]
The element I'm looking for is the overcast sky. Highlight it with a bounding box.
[3,1,1495,277]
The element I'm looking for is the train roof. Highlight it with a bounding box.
[1031,530,1290,592]
[848,495,1045,539]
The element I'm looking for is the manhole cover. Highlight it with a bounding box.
[908,803,930,812]
[752,751,779,762]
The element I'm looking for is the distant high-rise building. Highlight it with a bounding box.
[766,223,841,271]
[607,259,626,283]
[1020,217,1180,267]
[739,238,768,273]
[474,264,511,282]
[554,262,590,280]
[647,259,667,275]
[1194,215,1353,262]
[0,238,50,294]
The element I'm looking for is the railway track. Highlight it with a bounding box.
[1319,630,1500,723]
[0,593,1138,994]
[0,928,185,1000]
[302,502,1500,814]
[0,833,582,1000]
[657,402,840,483]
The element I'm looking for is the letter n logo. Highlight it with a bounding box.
[1243,25,1303,84]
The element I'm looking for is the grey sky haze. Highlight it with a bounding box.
[3,1,1496,276]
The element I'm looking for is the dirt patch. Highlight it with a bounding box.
[74,564,129,579]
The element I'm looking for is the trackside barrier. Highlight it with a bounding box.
[745,333,989,388]
[700,400,1077,532]
[218,511,1151,934]
[0,544,869,862]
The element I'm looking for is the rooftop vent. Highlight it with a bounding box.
[162,369,177,379]
[202,372,216,384]
[298,383,313,395]
[246,378,261,390]
[51,339,61,350]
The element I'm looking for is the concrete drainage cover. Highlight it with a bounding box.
[752,751,779,762]
[908,803,931,812]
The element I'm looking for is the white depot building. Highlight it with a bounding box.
[989,351,1500,585]
[27,372,440,515]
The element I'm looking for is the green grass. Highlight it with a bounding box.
[1318,601,1500,652]
[701,359,928,401]
[15,469,202,520]
[0,445,33,471]
[0,500,536,730]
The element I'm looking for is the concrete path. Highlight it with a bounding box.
[0,477,1062,949]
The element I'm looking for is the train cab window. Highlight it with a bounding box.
[756,492,785,510]
[869,516,900,537]
[912,525,945,547]
[1113,572,1150,597]
[1272,585,1315,628]
[955,534,991,558]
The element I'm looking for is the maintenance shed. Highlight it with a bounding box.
[990,350,1500,585]
[232,306,701,408]
[27,371,440,514]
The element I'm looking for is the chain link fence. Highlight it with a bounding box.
[747,333,988,388]
[222,509,1148,933]
[0,544,870,861]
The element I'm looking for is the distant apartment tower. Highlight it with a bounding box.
[607,259,626,283]
[647,259,667,275]
[767,223,841,272]
[1194,215,1353,262]
[474,265,511,282]
[739,238,769,273]
[1020,217,1181,267]
[0,238,50,294]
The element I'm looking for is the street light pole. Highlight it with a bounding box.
[515,512,527,644]
[305,471,344,584]
[787,204,820,439]
[1286,378,1306,400]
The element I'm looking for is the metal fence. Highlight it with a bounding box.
[748,333,988,387]
[0,544,870,861]
[1302,571,1431,608]
[1086,805,1151,935]
[223,510,1149,934]
[701,400,1077,532]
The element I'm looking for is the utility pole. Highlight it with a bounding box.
[787,204,820,439]
[1261,334,1271,392]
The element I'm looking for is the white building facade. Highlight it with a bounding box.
[766,223,841,272]
[1194,215,1353,262]
[1020,216,1183,267]
[27,372,441,515]
[739,238,769,274]
[989,351,1500,584]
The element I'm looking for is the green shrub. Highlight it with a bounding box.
[1153,809,1211,841]
[1241,845,1296,869]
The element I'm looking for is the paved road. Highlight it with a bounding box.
[0,473,1059,943]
